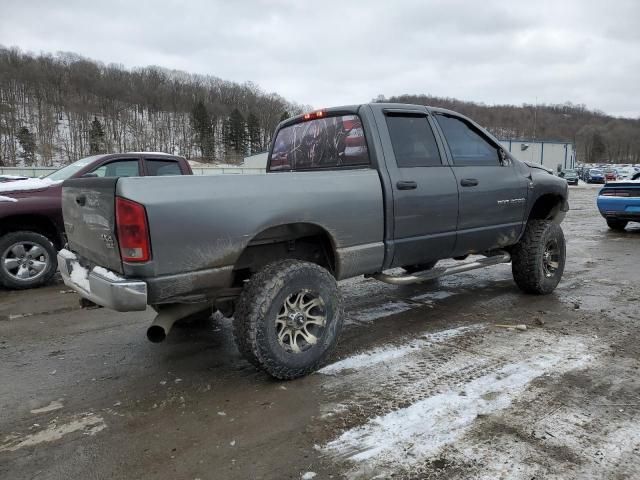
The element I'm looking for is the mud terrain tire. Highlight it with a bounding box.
[511,220,566,295]
[233,259,343,379]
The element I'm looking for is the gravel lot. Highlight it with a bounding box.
[1,184,639,480]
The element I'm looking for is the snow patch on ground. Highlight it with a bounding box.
[0,413,106,452]
[322,335,591,477]
[30,399,64,414]
[319,325,480,375]
[412,290,455,301]
[70,262,90,291]
[348,301,414,324]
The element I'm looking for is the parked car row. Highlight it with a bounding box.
[576,164,640,183]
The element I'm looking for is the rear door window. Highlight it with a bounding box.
[435,114,500,166]
[385,114,442,167]
[89,159,140,177]
[145,159,182,176]
[269,115,369,171]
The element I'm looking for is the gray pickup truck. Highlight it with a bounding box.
[59,103,569,379]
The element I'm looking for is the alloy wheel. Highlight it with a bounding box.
[275,290,326,353]
[1,241,49,282]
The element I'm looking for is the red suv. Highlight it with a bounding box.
[604,168,618,182]
[0,153,192,289]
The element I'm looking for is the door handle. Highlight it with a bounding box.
[396,180,417,190]
[460,178,479,187]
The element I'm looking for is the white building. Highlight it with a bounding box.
[243,151,268,169]
[500,139,575,172]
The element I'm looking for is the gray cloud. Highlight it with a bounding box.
[1,0,638,117]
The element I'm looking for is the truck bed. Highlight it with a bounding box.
[63,170,385,303]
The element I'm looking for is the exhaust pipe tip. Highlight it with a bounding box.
[146,303,211,344]
[147,325,167,343]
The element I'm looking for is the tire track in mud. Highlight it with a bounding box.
[314,323,600,479]
[432,358,640,480]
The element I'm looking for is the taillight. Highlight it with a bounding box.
[115,197,151,262]
[601,190,629,197]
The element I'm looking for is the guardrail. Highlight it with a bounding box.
[191,167,265,175]
[0,167,57,177]
[0,166,266,177]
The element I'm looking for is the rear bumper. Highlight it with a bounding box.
[58,249,147,312]
[597,196,640,221]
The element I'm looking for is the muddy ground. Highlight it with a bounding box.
[1,184,639,480]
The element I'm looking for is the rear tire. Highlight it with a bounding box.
[233,259,343,379]
[0,231,57,289]
[606,218,628,231]
[511,220,566,295]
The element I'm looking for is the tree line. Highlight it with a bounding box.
[2,45,638,168]
[0,46,304,166]
[376,94,640,164]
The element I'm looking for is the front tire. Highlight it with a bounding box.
[233,260,343,379]
[511,220,566,295]
[0,231,57,289]
[606,218,627,231]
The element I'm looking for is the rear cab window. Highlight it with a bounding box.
[89,159,140,177]
[269,114,369,171]
[385,114,442,167]
[145,159,182,176]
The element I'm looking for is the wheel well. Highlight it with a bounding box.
[232,223,336,286]
[528,194,564,221]
[0,215,63,249]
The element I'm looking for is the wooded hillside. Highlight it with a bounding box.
[2,46,639,167]
[378,94,640,165]
[0,47,304,166]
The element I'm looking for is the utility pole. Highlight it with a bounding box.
[533,96,537,142]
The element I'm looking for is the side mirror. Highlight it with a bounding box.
[498,148,509,166]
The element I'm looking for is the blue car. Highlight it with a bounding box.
[597,181,640,231]
[587,168,605,184]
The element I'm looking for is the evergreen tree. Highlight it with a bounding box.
[89,116,106,154]
[280,111,290,123]
[191,100,214,160]
[247,112,261,154]
[228,108,247,161]
[222,116,232,159]
[17,126,36,165]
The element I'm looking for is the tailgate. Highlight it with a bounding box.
[62,177,123,273]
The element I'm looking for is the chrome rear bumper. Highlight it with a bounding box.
[57,249,147,312]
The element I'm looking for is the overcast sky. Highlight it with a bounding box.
[1,0,638,117]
